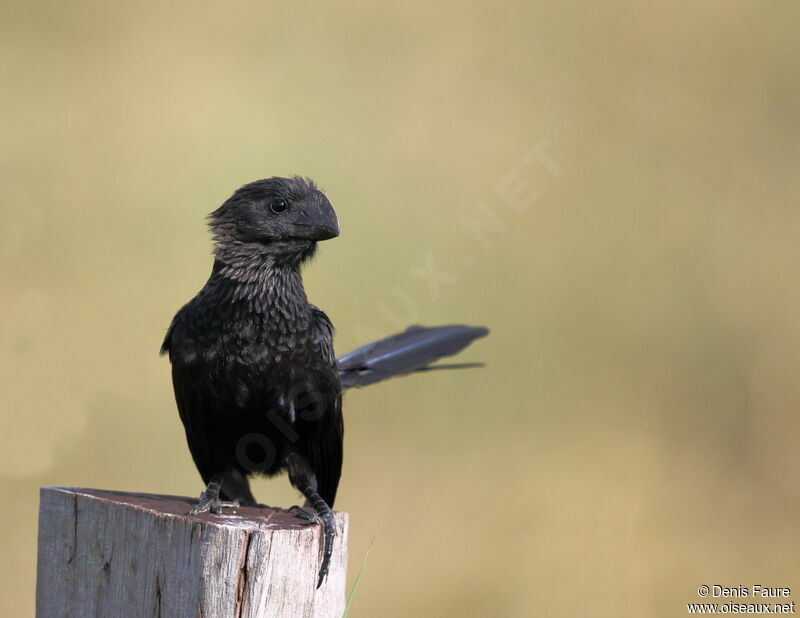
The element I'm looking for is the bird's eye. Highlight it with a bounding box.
[270,198,289,214]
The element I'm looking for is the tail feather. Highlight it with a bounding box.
[337,324,489,389]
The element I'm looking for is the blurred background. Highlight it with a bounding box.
[2,1,799,616]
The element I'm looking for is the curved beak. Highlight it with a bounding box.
[289,192,340,241]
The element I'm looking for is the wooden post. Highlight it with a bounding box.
[36,487,348,618]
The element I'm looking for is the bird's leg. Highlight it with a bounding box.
[189,474,240,515]
[286,455,336,588]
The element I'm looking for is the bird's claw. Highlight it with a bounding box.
[288,505,321,524]
[189,492,240,515]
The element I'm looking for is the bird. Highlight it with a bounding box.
[161,176,488,587]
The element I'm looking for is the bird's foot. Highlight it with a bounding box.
[288,505,336,587]
[189,492,240,515]
[288,504,321,524]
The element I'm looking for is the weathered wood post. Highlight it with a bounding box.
[36,487,348,617]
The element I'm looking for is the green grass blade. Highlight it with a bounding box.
[342,530,378,618]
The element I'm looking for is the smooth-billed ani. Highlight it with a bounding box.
[162,177,488,587]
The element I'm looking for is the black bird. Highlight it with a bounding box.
[161,177,488,587]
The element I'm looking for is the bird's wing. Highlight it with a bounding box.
[293,307,344,506]
[336,324,489,389]
[161,309,222,481]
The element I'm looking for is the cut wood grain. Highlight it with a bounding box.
[36,487,348,618]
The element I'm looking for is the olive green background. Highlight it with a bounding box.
[2,2,799,616]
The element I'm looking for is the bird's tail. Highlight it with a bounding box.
[336,324,489,389]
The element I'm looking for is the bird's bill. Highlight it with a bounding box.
[288,195,340,241]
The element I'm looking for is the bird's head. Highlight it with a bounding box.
[209,176,339,264]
